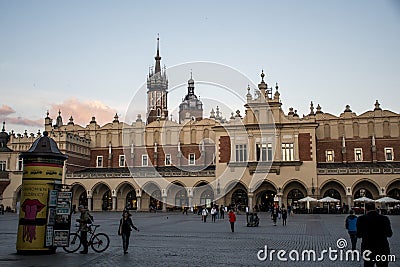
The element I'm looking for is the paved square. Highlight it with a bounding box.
[0,212,399,266]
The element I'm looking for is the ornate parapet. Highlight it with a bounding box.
[317,162,400,175]
[66,166,215,179]
[228,160,303,175]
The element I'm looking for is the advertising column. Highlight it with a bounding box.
[16,131,68,254]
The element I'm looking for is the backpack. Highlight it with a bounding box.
[347,216,357,232]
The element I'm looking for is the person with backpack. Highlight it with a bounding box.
[76,205,92,254]
[345,209,358,250]
[118,210,139,254]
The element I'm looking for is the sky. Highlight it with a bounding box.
[0,1,399,134]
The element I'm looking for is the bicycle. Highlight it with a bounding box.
[63,223,110,253]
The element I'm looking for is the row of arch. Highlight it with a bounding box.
[66,178,400,211]
[323,120,392,139]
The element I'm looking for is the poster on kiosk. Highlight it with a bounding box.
[45,190,73,247]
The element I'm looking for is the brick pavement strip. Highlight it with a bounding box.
[0,212,398,267]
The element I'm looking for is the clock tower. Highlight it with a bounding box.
[146,36,168,124]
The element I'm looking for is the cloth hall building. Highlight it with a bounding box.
[1,42,400,212]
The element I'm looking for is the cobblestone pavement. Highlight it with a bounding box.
[0,212,399,267]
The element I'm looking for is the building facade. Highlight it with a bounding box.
[1,41,399,212]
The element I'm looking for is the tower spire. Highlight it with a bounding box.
[154,34,161,74]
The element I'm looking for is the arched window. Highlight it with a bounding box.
[353,122,359,137]
[126,190,137,210]
[203,129,209,139]
[368,121,374,137]
[157,108,161,117]
[387,188,400,200]
[102,190,112,211]
[323,189,341,200]
[231,189,248,207]
[191,129,196,144]
[150,190,162,210]
[354,188,373,199]
[175,188,188,208]
[324,124,331,139]
[338,123,344,137]
[200,189,214,208]
[287,189,305,205]
[79,192,88,207]
[383,121,390,137]
[166,130,171,145]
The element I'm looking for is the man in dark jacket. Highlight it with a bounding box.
[345,209,358,250]
[356,203,393,267]
[76,205,91,254]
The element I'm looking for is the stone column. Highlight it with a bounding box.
[278,194,283,208]
[112,196,117,211]
[162,189,167,212]
[248,193,254,212]
[136,197,141,212]
[347,195,352,209]
[188,188,193,209]
[136,189,142,211]
[87,197,92,212]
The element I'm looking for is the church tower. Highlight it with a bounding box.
[178,73,203,123]
[146,36,168,124]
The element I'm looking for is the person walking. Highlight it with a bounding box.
[271,207,278,226]
[76,205,91,254]
[211,206,217,222]
[220,205,225,219]
[202,207,208,222]
[118,210,139,254]
[228,209,236,232]
[345,209,358,250]
[357,203,393,267]
[282,208,288,226]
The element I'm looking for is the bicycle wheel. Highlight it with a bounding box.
[91,233,110,253]
[63,233,81,253]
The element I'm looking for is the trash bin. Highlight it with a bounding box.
[246,212,259,227]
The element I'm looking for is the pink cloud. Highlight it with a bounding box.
[0,105,16,116]
[50,98,118,126]
[5,117,42,127]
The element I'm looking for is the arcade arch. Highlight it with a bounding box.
[91,182,111,211]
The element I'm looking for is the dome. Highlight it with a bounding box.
[20,131,68,160]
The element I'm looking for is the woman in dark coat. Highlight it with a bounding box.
[118,210,139,254]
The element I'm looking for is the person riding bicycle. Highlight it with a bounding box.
[76,205,91,254]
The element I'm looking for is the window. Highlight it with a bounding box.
[256,143,273,161]
[235,144,247,162]
[119,155,125,167]
[96,156,103,168]
[282,143,294,161]
[326,150,334,162]
[17,158,23,171]
[385,148,394,161]
[189,153,195,165]
[354,148,363,161]
[142,155,148,166]
[0,160,6,171]
[165,154,171,166]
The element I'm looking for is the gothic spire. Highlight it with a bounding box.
[154,34,161,74]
